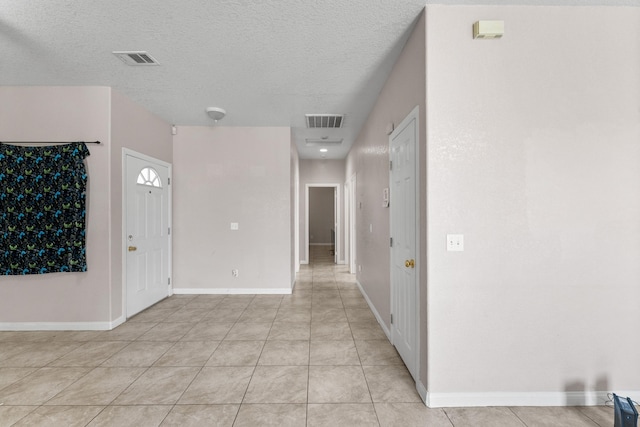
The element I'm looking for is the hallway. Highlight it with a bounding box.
[0,246,616,426]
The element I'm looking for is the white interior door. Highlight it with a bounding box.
[125,152,171,317]
[390,106,419,380]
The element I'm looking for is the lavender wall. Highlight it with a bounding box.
[345,11,427,390]
[290,138,300,277]
[0,86,173,327]
[425,5,640,405]
[348,4,640,406]
[172,126,292,293]
[0,86,113,326]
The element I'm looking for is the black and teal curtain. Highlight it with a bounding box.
[1,142,90,275]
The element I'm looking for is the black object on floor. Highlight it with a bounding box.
[614,393,638,427]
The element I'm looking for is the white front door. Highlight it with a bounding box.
[390,106,419,380]
[125,152,171,317]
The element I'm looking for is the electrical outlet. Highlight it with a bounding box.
[232,269,239,277]
[447,234,464,251]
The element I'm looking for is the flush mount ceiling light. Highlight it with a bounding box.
[305,138,343,146]
[319,148,328,153]
[205,107,226,122]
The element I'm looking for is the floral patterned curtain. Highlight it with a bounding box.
[1,142,90,275]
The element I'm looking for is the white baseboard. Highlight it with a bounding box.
[357,281,430,406]
[425,390,640,408]
[110,315,126,329]
[417,381,428,404]
[0,315,126,331]
[356,279,391,341]
[300,260,309,265]
[173,288,293,295]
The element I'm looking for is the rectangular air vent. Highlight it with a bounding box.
[305,114,344,128]
[305,138,343,146]
[112,51,159,66]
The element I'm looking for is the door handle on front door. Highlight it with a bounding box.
[128,246,137,252]
[404,259,415,268]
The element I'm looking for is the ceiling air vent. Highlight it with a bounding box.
[305,114,344,129]
[112,51,160,66]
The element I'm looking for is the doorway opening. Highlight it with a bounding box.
[305,183,341,265]
[122,149,172,319]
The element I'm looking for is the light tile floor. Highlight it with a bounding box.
[0,246,619,426]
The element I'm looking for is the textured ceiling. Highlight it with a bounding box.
[2,0,639,159]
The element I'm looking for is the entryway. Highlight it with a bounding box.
[123,149,172,318]
[305,184,341,265]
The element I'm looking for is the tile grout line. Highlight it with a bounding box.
[508,406,530,427]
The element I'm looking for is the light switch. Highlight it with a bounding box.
[447,234,464,251]
[230,222,239,230]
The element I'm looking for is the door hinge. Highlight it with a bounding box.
[389,160,392,171]
[168,177,171,185]
[168,227,171,235]
[390,237,393,247]
[391,314,393,324]
[168,277,171,285]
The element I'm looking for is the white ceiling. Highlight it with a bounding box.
[2,0,639,159]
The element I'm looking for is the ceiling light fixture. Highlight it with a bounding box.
[206,107,226,122]
[320,148,328,153]
[305,138,343,146]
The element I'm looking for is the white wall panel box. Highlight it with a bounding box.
[473,21,504,39]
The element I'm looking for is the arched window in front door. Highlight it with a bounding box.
[136,166,162,188]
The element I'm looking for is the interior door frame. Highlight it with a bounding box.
[348,173,357,274]
[294,169,300,273]
[344,179,351,269]
[389,105,420,382]
[305,183,341,264]
[344,173,356,274]
[121,148,173,319]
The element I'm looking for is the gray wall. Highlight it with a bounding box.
[309,187,335,245]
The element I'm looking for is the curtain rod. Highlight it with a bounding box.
[0,141,101,144]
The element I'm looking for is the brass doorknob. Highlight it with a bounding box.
[405,259,415,268]
[128,246,137,252]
